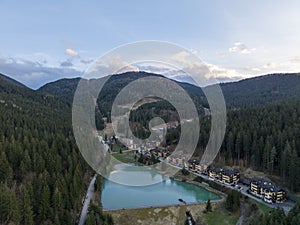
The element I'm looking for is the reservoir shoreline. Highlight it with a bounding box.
[102,173,224,211]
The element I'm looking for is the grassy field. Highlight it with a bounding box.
[108,201,241,225]
[111,150,136,163]
[204,210,239,225]
[253,200,272,215]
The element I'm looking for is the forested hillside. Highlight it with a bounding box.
[0,73,27,88]
[0,74,91,224]
[38,72,300,192]
[40,72,300,110]
[130,97,300,192]
[39,71,206,116]
[213,100,300,191]
[38,77,81,102]
[218,73,300,108]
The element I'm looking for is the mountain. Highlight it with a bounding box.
[167,74,199,86]
[0,74,91,224]
[38,71,205,101]
[39,71,207,115]
[2,70,300,224]
[39,72,300,110]
[218,73,300,108]
[38,77,81,102]
[0,72,27,88]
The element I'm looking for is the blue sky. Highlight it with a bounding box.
[0,0,300,88]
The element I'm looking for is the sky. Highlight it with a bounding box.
[0,0,300,88]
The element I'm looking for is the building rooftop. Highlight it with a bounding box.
[151,147,168,153]
[251,177,284,192]
[222,168,239,176]
[168,154,183,158]
[209,167,223,173]
[187,159,201,164]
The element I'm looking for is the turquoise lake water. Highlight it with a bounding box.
[101,164,221,210]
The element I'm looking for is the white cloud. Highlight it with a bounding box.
[261,58,300,73]
[170,50,243,84]
[206,63,244,79]
[80,58,93,64]
[0,56,81,89]
[60,59,74,67]
[65,48,79,57]
[106,57,139,74]
[171,51,194,67]
[263,62,277,69]
[85,57,139,78]
[229,42,255,55]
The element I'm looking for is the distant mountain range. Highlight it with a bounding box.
[38,71,300,109]
[2,70,300,112]
[0,72,27,88]
[217,73,300,108]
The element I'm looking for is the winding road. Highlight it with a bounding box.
[236,202,245,225]
[78,175,97,225]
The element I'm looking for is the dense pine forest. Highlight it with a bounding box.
[39,72,300,192]
[127,97,300,192]
[0,75,91,224]
[3,71,297,224]
[206,100,300,191]
[250,201,300,224]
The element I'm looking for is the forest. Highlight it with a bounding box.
[3,71,300,224]
[39,72,300,192]
[0,75,92,224]
[130,98,300,192]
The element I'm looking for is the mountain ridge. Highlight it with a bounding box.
[38,71,300,109]
[0,72,27,88]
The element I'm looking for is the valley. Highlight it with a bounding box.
[1,71,300,224]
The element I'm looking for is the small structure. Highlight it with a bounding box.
[208,167,222,180]
[249,177,286,203]
[167,154,185,166]
[208,167,240,185]
[150,147,170,158]
[221,169,240,185]
[184,159,207,173]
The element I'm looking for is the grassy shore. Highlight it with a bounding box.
[249,199,272,215]
[108,201,239,225]
[106,172,239,225]
[105,151,239,224]
[111,150,136,163]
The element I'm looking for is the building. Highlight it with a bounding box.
[221,169,240,185]
[150,147,170,158]
[249,177,286,203]
[250,177,267,196]
[208,167,222,180]
[208,168,240,184]
[264,186,286,203]
[167,154,185,166]
[184,159,207,173]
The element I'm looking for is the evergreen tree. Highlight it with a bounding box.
[225,190,240,212]
[22,187,34,225]
[205,199,212,212]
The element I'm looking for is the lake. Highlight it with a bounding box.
[101,164,221,210]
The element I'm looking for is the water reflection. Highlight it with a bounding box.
[101,164,221,209]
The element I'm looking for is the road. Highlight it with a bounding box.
[236,202,245,225]
[165,161,295,214]
[98,135,111,153]
[198,172,294,214]
[78,175,97,225]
